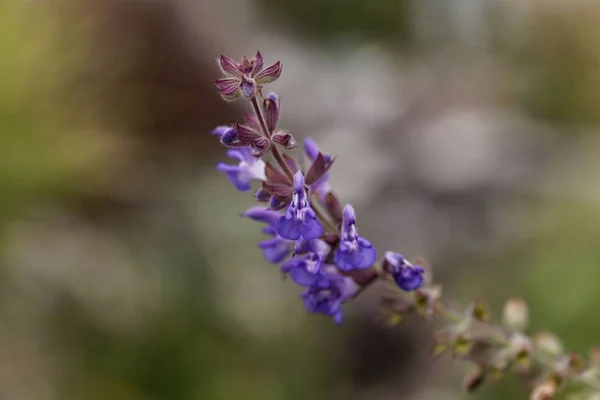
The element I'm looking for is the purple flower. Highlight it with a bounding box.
[281,253,329,288]
[301,268,360,324]
[280,238,331,287]
[383,252,425,291]
[215,51,282,102]
[216,148,266,192]
[243,207,292,263]
[334,205,377,271]
[303,137,332,201]
[277,171,323,240]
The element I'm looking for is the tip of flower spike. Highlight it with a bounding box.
[342,204,356,225]
[293,171,305,193]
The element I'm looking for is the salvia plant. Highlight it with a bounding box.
[211,50,600,400]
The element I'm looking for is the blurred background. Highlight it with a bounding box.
[2,0,600,398]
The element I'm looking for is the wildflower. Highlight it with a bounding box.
[280,238,331,286]
[215,51,282,101]
[334,205,377,271]
[281,253,329,288]
[243,207,292,263]
[382,252,425,291]
[216,148,267,192]
[301,267,360,324]
[277,171,323,240]
[303,137,333,201]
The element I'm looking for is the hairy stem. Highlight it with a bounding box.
[250,96,294,182]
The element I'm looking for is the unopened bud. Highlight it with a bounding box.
[255,188,270,202]
[471,299,490,322]
[272,130,297,150]
[534,332,564,357]
[503,297,529,331]
[530,381,557,400]
[263,93,280,132]
[568,353,586,373]
[414,285,442,317]
[453,334,473,358]
[462,364,486,392]
[510,333,533,373]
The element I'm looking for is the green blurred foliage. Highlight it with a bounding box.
[0,1,114,232]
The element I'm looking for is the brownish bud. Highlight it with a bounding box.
[414,285,442,317]
[462,364,486,392]
[271,130,297,150]
[530,381,557,400]
[471,299,490,322]
[453,334,473,358]
[568,353,586,373]
[503,297,529,332]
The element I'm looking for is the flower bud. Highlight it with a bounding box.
[570,353,586,373]
[510,333,533,373]
[462,364,486,392]
[272,130,297,150]
[263,93,280,132]
[502,297,529,332]
[452,334,473,358]
[255,188,270,202]
[534,331,564,357]
[471,299,490,322]
[530,381,557,400]
[250,136,272,158]
[489,348,511,383]
[269,195,287,211]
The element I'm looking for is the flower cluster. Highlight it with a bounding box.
[211,51,424,324]
[210,51,600,399]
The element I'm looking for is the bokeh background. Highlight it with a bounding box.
[2,0,600,399]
